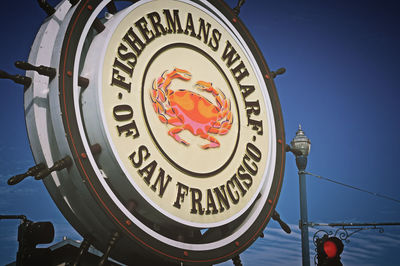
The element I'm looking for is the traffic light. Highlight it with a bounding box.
[316,234,344,266]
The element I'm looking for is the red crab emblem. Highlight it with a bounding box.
[150,68,233,149]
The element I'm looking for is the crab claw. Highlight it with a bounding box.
[168,68,192,81]
[195,80,211,89]
[195,81,218,96]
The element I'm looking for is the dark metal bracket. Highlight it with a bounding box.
[37,0,55,17]
[272,210,291,234]
[0,70,32,87]
[98,232,120,266]
[8,164,46,185]
[35,156,73,180]
[232,254,243,266]
[72,238,91,266]
[312,226,383,246]
[15,61,56,80]
[233,0,246,16]
[271,68,286,78]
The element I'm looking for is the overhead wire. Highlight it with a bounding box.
[304,171,400,204]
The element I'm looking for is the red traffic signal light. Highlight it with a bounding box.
[316,235,344,266]
[324,239,338,258]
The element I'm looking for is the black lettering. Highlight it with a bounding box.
[117,43,137,70]
[122,27,146,56]
[247,142,262,162]
[231,174,247,197]
[237,165,252,190]
[135,16,155,43]
[226,179,239,204]
[248,118,263,135]
[240,84,255,99]
[138,160,157,185]
[163,9,183,33]
[243,154,258,176]
[231,61,249,84]
[116,120,139,138]
[190,187,204,215]
[113,104,133,121]
[184,13,197,37]
[208,29,221,51]
[222,40,240,67]
[213,185,230,212]
[197,18,210,43]
[150,168,172,198]
[111,68,131,92]
[245,100,261,118]
[113,57,133,78]
[244,100,263,135]
[147,12,167,37]
[173,182,189,209]
[205,189,218,214]
[129,145,150,168]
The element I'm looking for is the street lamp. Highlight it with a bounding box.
[291,125,311,170]
[290,125,311,266]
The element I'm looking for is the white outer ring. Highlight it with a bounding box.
[74,0,277,250]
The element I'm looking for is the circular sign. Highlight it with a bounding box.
[82,0,275,227]
[24,0,285,264]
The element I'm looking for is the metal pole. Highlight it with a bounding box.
[298,164,310,266]
[290,125,311,266]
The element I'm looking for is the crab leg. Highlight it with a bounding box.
[166,117,183,126]
[169,126,190,145]
[200,133,220,149]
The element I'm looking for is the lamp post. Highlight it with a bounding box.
[291,125,311,266]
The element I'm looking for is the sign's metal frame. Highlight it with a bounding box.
[23,0,286,264]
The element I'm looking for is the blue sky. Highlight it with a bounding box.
[1,0,400,265]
